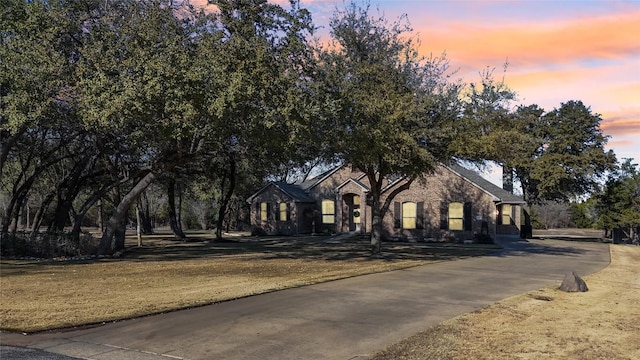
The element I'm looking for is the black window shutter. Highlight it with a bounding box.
[267,203,270,219]
[464,202,473,231]
[394,202,401,228]
[416,202,424,229]
[276,203,280,221]
[440,202,448,230]
[287,203,291,221]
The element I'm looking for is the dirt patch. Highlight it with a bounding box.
[372,244,640,360]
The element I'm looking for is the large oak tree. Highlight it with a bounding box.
[319,2,462,253]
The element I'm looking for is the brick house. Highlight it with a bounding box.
[247,163,525,241]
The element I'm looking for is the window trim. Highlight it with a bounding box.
[448,202,464,231]
[278,202,288,222]
[395,201,424,230]
[402,202,417,229]
[321,199,335,224]
[260,202,268,222]
[502,204,512,225]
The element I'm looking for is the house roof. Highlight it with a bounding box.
[336,177,370,192]
[272,182,316,203]
[247,162,525,205]
[445,163,526,204]
[246,182,315,204]
[298,165,345,190]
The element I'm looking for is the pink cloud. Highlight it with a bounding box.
[601,113,640,136]
[416,9,640,68]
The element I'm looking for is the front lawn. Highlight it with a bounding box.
[0,232,499,333]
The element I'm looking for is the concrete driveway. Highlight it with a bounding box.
[1,237,610,360]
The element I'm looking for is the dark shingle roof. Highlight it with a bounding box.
[298,166,342,190]
[273,182,315,203]
[446,164,525,204]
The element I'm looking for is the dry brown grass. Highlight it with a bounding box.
[372,244,640,360]
[0,232,498,333]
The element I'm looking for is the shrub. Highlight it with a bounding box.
[0,231,99,258]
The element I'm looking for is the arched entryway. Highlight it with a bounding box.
[342,193,362,232]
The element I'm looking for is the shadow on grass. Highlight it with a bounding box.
[119,234,502,263]
[3,231,608,273]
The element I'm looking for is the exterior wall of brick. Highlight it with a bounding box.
[336,180,369,233]
[250,184,313,236]
[307,166,367,234]
[496,204,522,235]
[249,164,522,239]
[377,166,498,241]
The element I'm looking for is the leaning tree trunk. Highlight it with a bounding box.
[97,172,157,255]
[216,158,236,240]
[167,178,186,241]
[30,192,55,241]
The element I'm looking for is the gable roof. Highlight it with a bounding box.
[246,182,315,204]
[336,177,370,192]
[248,163,525,205]
[298,165,345,191]
[274,182,316,202]
[445,163,525,204]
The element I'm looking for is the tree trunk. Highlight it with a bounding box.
[97,172,157,255]
[502,164,514,193]
[167,178,187,241]
[98,199,103,232]
[366,170,414,255]
[216,157,236,240]
[30,192,55,241]
[370,199,382,254]
[69,178,128,242]
[136,203,142,247]
[137,191,153,234]
[7,191,29,236]
[49,198,74,232]
[0,127,26,180]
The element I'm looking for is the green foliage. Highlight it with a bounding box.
[595,159,640,233]
[525,101,616,203]
[321,1,460,180]
[569,198,598,229]
[453,67,520,163]
[318,1,461,251]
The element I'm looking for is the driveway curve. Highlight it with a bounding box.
[1,237,610,360]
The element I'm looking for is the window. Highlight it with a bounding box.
[502,204,512,225]
[402,202,417,229]
[278,202,288,221]
[395,201,424,229]
[260,202,268,221]
[322,200,335,224]
[448,202,464,230]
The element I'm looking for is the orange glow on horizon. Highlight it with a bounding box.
[415,10,640,68]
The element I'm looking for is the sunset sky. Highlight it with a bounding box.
[197,0,640,181]
[305,0,640,160]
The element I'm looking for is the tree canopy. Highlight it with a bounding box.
[595,159,640,238]
[318,2,462,252]
[0,0,627,257]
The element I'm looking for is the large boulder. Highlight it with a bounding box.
[559,271,589,292]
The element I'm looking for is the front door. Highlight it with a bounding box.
[350,195,361,232]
